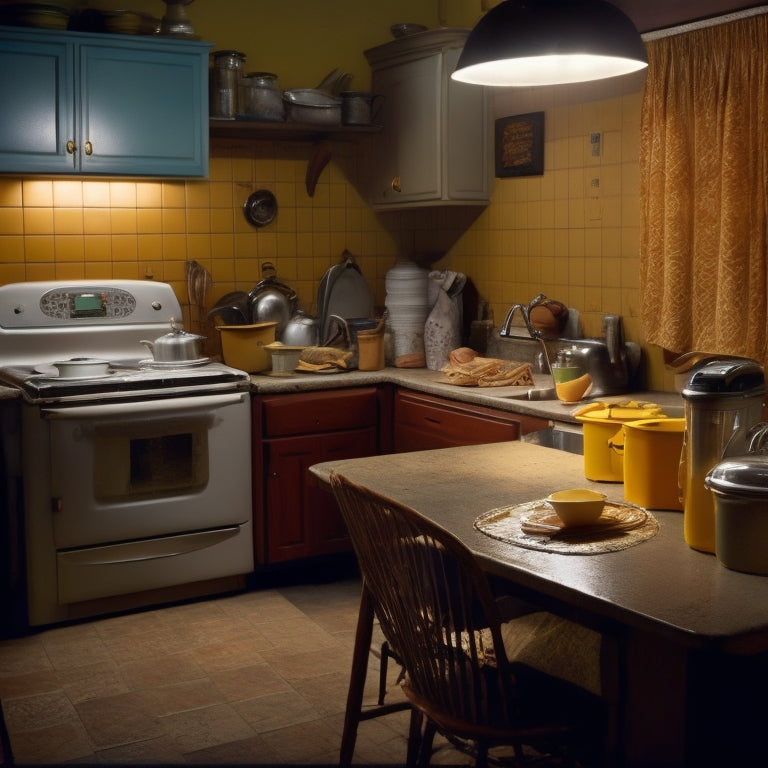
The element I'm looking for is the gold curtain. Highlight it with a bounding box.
[639,14,768,365]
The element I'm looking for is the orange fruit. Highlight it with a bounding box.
[555,373,592,403]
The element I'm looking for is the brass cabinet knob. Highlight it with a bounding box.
[391,176,402,193]
[84,141,93,156]
[66,140,75,154]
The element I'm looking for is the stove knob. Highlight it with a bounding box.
[151,301,162,310]
[13,304,24,315]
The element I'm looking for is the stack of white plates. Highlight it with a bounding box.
[385,260,430,365]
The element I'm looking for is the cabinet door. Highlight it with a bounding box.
[368,53,442,204]
[444,47,491,201]
[0,35,75,173]
[366,43,490,208]
[264,428,376,563]
[79,41,208,176]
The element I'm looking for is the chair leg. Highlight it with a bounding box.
[475,742,489,768]
[406,708,423,768]
[417,718,437,768]
[378,640,406,705]
[340,585,376,767]
[378,641,391,706]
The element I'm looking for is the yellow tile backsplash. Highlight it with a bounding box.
[0,86,664,386]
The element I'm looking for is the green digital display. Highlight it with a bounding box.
[72,293,106,317]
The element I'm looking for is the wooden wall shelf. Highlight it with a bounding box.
[209,120,380,142]
[209,120,381,196]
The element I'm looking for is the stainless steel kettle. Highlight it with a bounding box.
[141,320,206,362]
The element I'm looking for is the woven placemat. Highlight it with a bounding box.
[474,499,659,555]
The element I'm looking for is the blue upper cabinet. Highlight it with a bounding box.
[0,33,74,172]
[0,26,211,177]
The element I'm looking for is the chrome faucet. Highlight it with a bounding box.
[499,294,546,339]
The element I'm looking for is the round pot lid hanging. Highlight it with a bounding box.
[243,189,278,227]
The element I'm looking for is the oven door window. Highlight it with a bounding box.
[94,418,209,501]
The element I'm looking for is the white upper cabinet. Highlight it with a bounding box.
[363,28,492,210]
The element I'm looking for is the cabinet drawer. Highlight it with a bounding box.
[261,388,378,437]
[394,389,547,452]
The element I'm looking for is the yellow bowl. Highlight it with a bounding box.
[546,488,607,527]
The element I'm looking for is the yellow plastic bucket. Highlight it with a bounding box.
[575,402,666,482]
[622,418,686,510]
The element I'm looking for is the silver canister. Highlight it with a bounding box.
[239,72,285,122]
[340,91,382,126]
[211,50,246,119]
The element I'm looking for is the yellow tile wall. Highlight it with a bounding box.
[0,87,666,387]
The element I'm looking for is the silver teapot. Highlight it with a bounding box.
[282,310,319,346]
[141,319,206,362]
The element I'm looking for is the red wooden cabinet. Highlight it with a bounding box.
[252,384,546,564]
[393,389,548,452]
[252,387,385,564]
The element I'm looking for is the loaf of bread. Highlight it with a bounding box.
[441,348,534,387]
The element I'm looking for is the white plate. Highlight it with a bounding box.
[33,363,113,380]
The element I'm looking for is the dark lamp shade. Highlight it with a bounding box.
[452,0,648,87]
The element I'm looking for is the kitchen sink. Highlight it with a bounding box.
[499,387,557,401]
[522,425,584,455]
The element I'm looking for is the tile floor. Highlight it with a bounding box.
[0,571,470,766]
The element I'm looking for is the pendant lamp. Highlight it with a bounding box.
[452,0,647,87]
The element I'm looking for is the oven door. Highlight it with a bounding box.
[42,392,252,547]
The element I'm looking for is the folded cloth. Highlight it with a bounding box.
[501,611,602,696]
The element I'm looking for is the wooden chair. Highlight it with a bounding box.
[330,470,608,767]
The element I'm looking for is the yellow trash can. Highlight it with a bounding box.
[622,418,686,510]
[574,402,666,482]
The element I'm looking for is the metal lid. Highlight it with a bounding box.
[212,50,246,66]
[682,358,765,399]
[244,71,278,80]
[705,454,768,498]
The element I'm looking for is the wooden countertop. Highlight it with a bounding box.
[310,441,768,655]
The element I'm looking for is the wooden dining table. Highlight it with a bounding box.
[310,440,768,768]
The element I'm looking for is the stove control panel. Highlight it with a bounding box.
[0,280,181,329]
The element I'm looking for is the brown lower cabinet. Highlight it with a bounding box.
[393,389,548,452]
[252,385,547,564]
[252,387,390,564]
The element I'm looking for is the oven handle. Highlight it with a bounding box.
[41,392,247,419]
[58,526,244,565]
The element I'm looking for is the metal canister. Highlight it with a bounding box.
[239,72,285,122]
[680,359,765,553]
[211,50,246,119]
